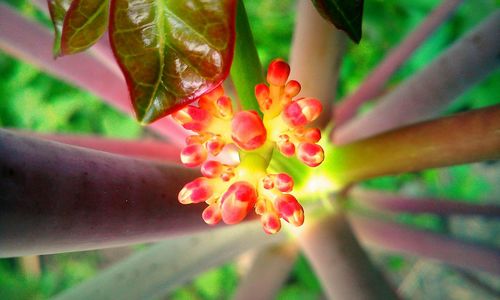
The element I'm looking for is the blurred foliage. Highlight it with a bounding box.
[1,0,499,299]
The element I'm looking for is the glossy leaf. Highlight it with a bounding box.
[109,0,237,124]
[311,0,364,43]
[48,0,109,57]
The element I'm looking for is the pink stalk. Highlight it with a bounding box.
[335,0,463,126]
[53,222,284,300]
[350,188,500,217]
[289,0,346,128]
[296,212,399,299]
[329,105,500,187]
[0,129,203,257]
[350,214,500,275]
[233,242,298,300]
[0,5,188,146]
[14,130,181,163]
[335,11,500,144]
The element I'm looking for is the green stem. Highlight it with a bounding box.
[328,105,500,187]
[230,0,263,114]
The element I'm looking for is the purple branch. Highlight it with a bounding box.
[351,188,500,218]
[53,222,283,300]
[350,214,500,275]
[296,212,399,299]
[335,0,463,126]
[233,243,297,300]
[289,0,346,129]
[0,5,188,146]
[335,11,500,144]
[0,129,203,257]
[14,130,181,163]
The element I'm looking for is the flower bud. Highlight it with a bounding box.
[180,143,207,167]
[297,142,324,167]
[202,204,222,225]
[261,212,281,234]
[267,59,290,86]
[221,181,257,224]
[255,83,272,111]
[283,98,322,127]
[172,106,212,132]
[231,111,267,151]
[205,135,225,156]
[178,177,213,204]
[284,80,301,97]
[275,173,294,192]
[200,160,223,178]
[275,194,304,226]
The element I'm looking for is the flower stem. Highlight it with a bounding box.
[328,105,500,187]
[230,0,263,114]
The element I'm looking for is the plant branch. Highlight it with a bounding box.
[0,129,203,257]
[12,130,181,163]
[350,188,500,218]
[350,214,500,275]
[53,222,284,300]
[335,0,463,126]
[295,210,399,299]
[289,0,346,129]
[0,4,188,146]
[233,242,297,300]
[335,10,500,144]
[230,0,263,113]
[328,105,500,187]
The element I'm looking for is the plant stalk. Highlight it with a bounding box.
[335,11,500,144]
[296,210,399,299]
[335,0,463,126]
[230,0,263,113]
[350,214,500,275]
[329,105,500,187]
[0,129,202,257]
[351,188,500,218]
[290,0,346,129]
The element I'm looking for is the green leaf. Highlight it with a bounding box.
[311,0,364,43]
[48,0,109,57]
[109,0,237,124]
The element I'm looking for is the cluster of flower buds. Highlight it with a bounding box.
[172,59,324,234]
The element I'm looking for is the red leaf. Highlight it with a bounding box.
[109,0,237,124]
[48,0,109,56]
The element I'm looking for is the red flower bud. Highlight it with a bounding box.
[277,140,295,157]
[202,204,222,225]
[180,144,207,167]
[284,80,301,97]
[275,173,294,192]
[172,106,212,132]
[178,177,213,204]
[275,194,304,226]
[205,135,225,156]
[221,181,257,224]
[261,212,281,234]
[297,142,324,167]
[267,59,290,86]
[255,83,272,111]
[231,111,267,151]
[200,160,223,178]
[283,98,322,127]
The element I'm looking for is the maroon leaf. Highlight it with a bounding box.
[48,0,109,57]
[109,0,237,124]
[311,0,364,43]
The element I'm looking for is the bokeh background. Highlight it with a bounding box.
[1,0,499,299]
